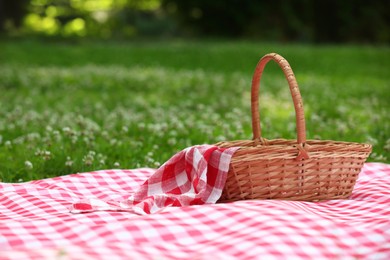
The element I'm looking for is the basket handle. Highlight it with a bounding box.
[251,53,309,160]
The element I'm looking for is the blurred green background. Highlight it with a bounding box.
[1,0,389,42]
[0,1,389,182]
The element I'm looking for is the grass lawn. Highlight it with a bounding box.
[0,39,389,182]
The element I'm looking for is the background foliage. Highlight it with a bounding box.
[1,0,389,43]
[163,0,390,43]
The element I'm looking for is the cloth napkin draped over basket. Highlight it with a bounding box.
[216,53,372,202]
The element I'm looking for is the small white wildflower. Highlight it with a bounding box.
[26,133,41,142]
[71,135,78,144]
[62,127,71,133]
[13,136,25,145]
[122,126,128,133]
[370,153,387,161]
[153,161,161,167]
[43,151,51,160]
[384,139,390,152]
[110,139,117,146]
[52,130,61,138]
[18,178,24,183]
[167,138,177,146]
[337,105,348,114]
[83,136,91,145]
[5,140,12,148]
[96,154,106,165]
[311,113,322,122]
[366,136,378,146]
[215,135,226,142]
[101,131,109,139]
[83,158,93,166]
[25,161,33,169]
[82,153,94,166]
[113,162,120,168]
[65,157,73,167]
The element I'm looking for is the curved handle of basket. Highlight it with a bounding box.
[251,53,308,159]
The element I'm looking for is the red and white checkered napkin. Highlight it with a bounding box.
[70,145,238,215]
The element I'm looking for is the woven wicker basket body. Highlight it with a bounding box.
[216,53,372,202]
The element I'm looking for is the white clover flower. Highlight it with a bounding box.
[83,136,90,145]
[101,131,109,139]
[25,161,33,169]
[83,158,93,166]
[35,149,42,156]
[215,135,226,142]
[167,138,177,146]
[170,130,178,137]
[336,122,348,134]
[26,133,41,142]
[366,136,378,146]
[5,140,12,148]
[13,136,25,145]
[71,135,78,144]
[43,151,52,160]
[82,152,95,166]
[138,123,146,130]
[370,153,387,161]
[62,127,71,133]
[65,156,73,167]
[113,162,120,168]
[110,139,117,146]
[122,126,128,133]
[384,139,390,152]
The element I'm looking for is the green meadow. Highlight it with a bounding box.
[0,40,389,182]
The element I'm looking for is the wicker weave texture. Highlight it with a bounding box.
[217,53,372,202]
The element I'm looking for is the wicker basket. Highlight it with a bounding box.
[216,53,372,202]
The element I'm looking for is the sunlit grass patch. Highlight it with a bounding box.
[0,40,389,182]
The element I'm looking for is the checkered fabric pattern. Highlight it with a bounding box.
[1,162,390,259]
[70,145,238,215]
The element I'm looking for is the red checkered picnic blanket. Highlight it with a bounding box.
[1,149,390,259]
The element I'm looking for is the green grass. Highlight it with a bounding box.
[0,39,389,182]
